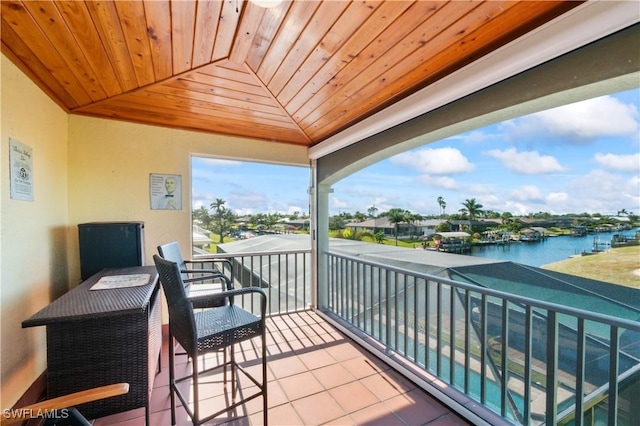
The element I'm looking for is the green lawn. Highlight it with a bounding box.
[543,245,640,289]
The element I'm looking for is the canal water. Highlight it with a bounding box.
[468,228,639,267]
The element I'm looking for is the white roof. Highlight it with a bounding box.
[435,232,471,238]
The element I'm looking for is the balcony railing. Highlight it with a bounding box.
[326,251,640,426]
[193,248,640,425]
[193,248,312,315]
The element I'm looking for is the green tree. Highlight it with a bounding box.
[217,208,237,242]
[264,212,282,231]
[437,196,447,218]
[193,206,213,230]
[210,198,228,242]
[251,213,267,229]
[500,211,513,226]
[329,215,346,231]
[385,208,410,246]
[353,211,368,222]
[460,198,484,232]
[367,205,378,218]
[435,222,450,233]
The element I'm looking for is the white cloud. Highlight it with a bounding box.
[546,192,568,203]
[391,147,474,174]
[535,96,639,139]
[227,190,267,211]
[415,175,459,189]
[559,170,640,214]
[504,201,530,216]
[510,185,545,202]
[198,158,244,167]
[484,147,565,174]
[286,206,306,215]
[457,130,492,144]
[501,95,639,143]
[594,152,640,172]
[330,197,349,210]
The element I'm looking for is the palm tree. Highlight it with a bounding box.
[367,205,378,218]
[460,198,484,232]
[210,198,228,242]
[386,208,408,246]
[265,212,282,231]
[210,198,226,214]
[192,206,213,230]
[437,197,446,217]
[353,211,368,222]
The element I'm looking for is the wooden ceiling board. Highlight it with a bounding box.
[210,0,242,61]
[155,83,283,116]
[143,0,173,81]
[21,1,108,102]
[0,0,585,147]
[84,0,139,93]
[1,1,94,106]
[1,20,79,109]
[55,1,123,98]
[114,1,156,87]
[293,1,477,134]
[265,1,351,96]
[249,0,319,81]
[297,1,567,141]
[283,0,437,120]
[192,0,222,67]
[170,0,197,74]
[274,0,387,110]
[199,60,260,86]
[78,96,308,144]
[236,1,288,69]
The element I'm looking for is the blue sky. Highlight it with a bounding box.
[192,88,640,217]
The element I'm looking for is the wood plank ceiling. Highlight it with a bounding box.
[1,0,581,147]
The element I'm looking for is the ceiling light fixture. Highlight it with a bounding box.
[250,0,283,8]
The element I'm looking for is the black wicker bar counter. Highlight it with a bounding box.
[23,266,161,425]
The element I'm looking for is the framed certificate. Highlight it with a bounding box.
[10,138,34,201]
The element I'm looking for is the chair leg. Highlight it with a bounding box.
[192,352,199,426]
[223,348,227,384]
[262,329,268,426]
[168,333,176,426]
[231,343,236,397]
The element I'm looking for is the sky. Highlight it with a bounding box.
[192,88,640,218]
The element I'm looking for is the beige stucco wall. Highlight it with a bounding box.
[67,116,308,284]
[1,55,70,407]
[1,52,308,409]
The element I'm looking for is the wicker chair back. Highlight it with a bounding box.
[157,241,189,281]
[153,255,197,354]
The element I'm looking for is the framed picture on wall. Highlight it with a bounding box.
[10,138,34,201]
[150,173,182,210]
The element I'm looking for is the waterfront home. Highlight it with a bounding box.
[344,217,396,238]
[434,231,472,253]
[519,228,544,242]
[2,1,638,425]
[570,226,589,237]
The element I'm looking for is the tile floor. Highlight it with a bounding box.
[94,311,471,425]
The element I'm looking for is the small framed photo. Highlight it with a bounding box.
[10,138,34,201]
[150,174,182,210]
